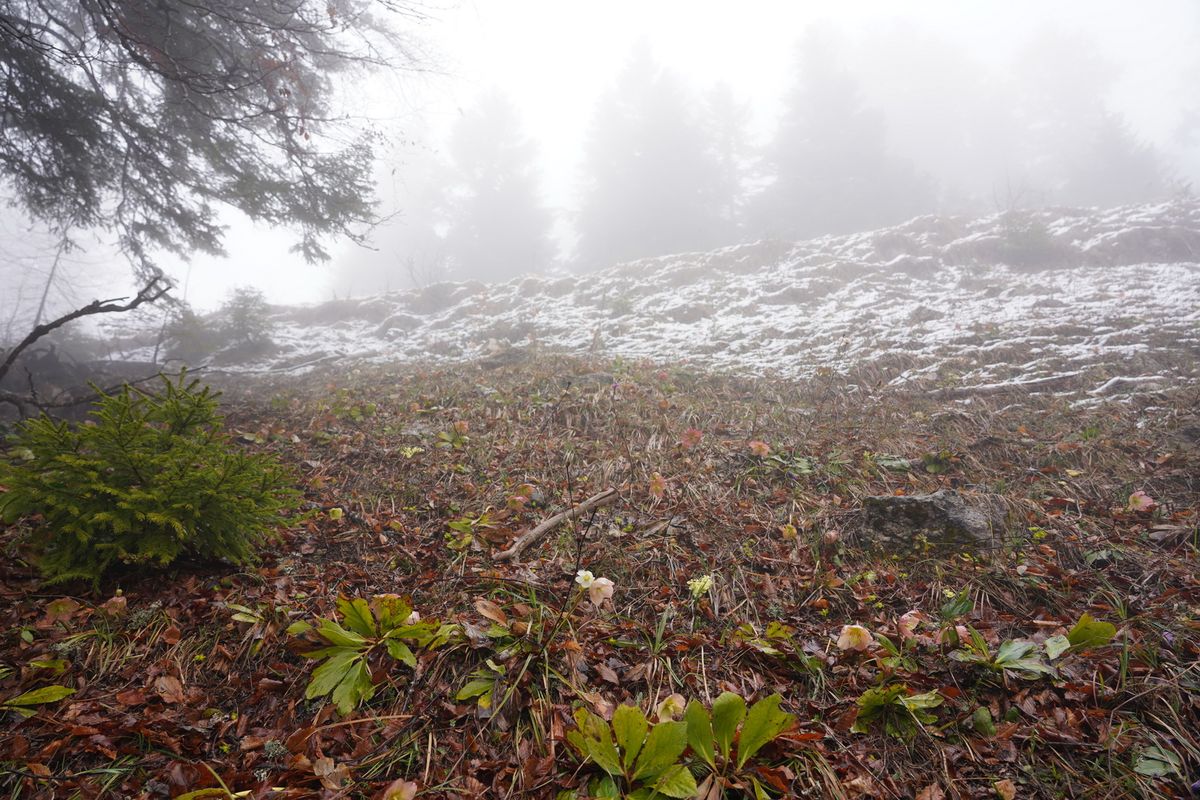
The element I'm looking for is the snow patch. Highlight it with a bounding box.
[134,200,1200,400]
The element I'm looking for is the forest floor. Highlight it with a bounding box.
[1,354,1198,799]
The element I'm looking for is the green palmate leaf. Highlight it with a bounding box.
[427,623,460,650]
[876,635,900,657]
[711,691,746,762]
[300,646,350,660]
[850,716,873,736]
[651,763,699,798]
[972,706,997,737]
[851,685,941,739]
[296,596,446,715]
[456,679,495,702]
[685,700,716,768]
[994,640,1056,678]
[474,688,497,711]
[373,595,414,630]
[612,704,649,769]
[1067,614,1116,651]
[631,720,688,781]
[737,694,794,768]
[1134,745,1182,777]
[875,454,911,472]
[386,622,442,646]
[949,649,977,665]
[285,620,313,636]
[572,708,622,777]
[585,734,623,778]
[851,685,906,734]
[315,619,368,648]
[995,639,1037,663]
[967,626,990,655]
[587,775,620,799]
[3,684,76,708]
[385,638,416,667]
[570,707,610,747]
[229,603,263,624]
[305,649,362,700]
[338,596,377,638]
[1009,658,1056,678]
[898,691,943,725]
[899,691,943,711]
[1043,634,1071,659]
[331,658,373,715]
[565,729,587,759]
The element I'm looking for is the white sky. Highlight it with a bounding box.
[42,0,1200,312]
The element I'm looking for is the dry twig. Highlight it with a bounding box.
[494,487,619,562]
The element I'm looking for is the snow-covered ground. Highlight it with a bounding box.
[168,200,1200,403]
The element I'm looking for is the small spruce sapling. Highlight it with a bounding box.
[0,374,297,586]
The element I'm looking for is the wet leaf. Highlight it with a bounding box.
[474,599,508,625]
[1066,614,1116,651]
[3,684,76,709]
[1133,746,1181,777]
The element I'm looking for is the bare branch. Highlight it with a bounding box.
[494,488,620,562]
[0,275,170,388]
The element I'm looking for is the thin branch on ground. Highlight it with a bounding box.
[494,487,619,562]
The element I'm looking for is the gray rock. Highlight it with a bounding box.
[860,490,1008,550]
[907,305,943,324]
[664,302,713,323]
[374,312,421,339]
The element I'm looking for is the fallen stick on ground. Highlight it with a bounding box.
[494,488,619,562]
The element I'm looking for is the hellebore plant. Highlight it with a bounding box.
[576,569,615,609]
[837,624,874,653]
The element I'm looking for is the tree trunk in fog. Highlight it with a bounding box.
[31,232,70,329]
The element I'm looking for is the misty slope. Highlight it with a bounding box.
[200,200,1200,402]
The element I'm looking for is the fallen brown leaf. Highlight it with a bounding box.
[153,675,185,705]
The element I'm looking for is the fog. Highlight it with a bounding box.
[3,0,1198,324]
[336,0,1200,299]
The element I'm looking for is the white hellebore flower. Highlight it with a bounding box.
[588,577,615,607]
[575,570,596,589]
[897,610,923,642]
[656,693,687,721]
[836,624,874,652]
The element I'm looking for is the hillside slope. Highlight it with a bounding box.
[186,200,1200,402]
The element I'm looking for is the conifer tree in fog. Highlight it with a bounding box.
[576,44,734,270]
[1012,29,1177,208]
[334,134,450,296]
[753,28,934,240]
[0,0,428,411]
[1062,112,1175,207]
[705,82,752,238]
[0,0,427,276]
[442,90,551,282]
